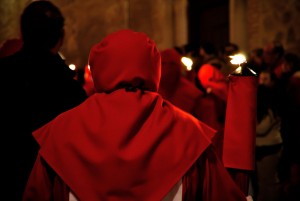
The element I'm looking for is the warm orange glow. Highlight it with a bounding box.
[229,54,246,65]
[181,57,193,71]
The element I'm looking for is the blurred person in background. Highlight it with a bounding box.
[255,84,282,201]
[196,42,229,103]
[262,41,285,79]
[158,48,225,157]
[248,48,264,75]
[258,70,278,88]
[275,53,300,201]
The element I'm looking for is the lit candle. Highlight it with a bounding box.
[181,57,193,71]
[223,53,258,194]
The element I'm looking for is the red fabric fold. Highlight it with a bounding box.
[30,88,214,201]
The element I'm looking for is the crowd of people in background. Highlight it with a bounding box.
[0,0,299,201]
[172,40,300,201]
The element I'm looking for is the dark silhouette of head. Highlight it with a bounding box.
[282,52,300,74]
[263,41,285,67]
[20,0,64,50]
[222,43,239,57]
[200,42,218,56]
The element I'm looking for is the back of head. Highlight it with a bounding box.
[160,48,182,77]
[271,41,284,58]
[282,52,300,74]
[222,42,239,56]
[88,29,161,93]
[200,42,218,56]
[21,0,64,50]
[263,41,285,66]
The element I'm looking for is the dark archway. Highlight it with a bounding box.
[187,0,229,51]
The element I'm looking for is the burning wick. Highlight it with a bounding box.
[229,54,247,74]
[229,53,256,75]
[229,54,246,65]
[181,57,193,71]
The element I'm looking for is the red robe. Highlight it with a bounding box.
[159,48,226,158]
[197,63,229,102]
[22,29,246,201]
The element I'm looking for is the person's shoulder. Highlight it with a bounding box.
[163,98,200,125]
[167,100,216,141]
[0,50,21,63]
[0,51,25,78]
[180,78,203,94]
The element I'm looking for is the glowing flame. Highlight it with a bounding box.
[229,54,246,65]
[235,66,242,74]
[181,57,193,71]
[69,64,76,71]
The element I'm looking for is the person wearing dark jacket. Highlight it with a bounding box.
[0,1,87,200]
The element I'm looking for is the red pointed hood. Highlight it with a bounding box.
[88,29,161,93]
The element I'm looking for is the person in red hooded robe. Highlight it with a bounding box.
[158,48,205,118]
[22,29,249,201]
[159,48,226,158]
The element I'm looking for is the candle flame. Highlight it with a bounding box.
[181,57,193,71]
[69,64,76,71]
[229,54,246,65]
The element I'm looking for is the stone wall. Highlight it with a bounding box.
[0,0,184,69]
[247,0,300,55]
[0,0,27,40]
[1,0,299,69]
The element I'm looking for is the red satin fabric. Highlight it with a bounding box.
[223,75,257,171]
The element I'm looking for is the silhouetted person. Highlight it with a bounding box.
[275,53,300,201]
[0,1,87,200]
[255,84,282,201]
[262,41,285,79]
[197,42,229,103]
[248,48,264,75]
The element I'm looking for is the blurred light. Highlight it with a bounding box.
[181,57,193,71]
[229,54,246,65]
[58,51,65,60]
[235,66,242,74]
[69,64,76,71]
[248,68,257,75]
